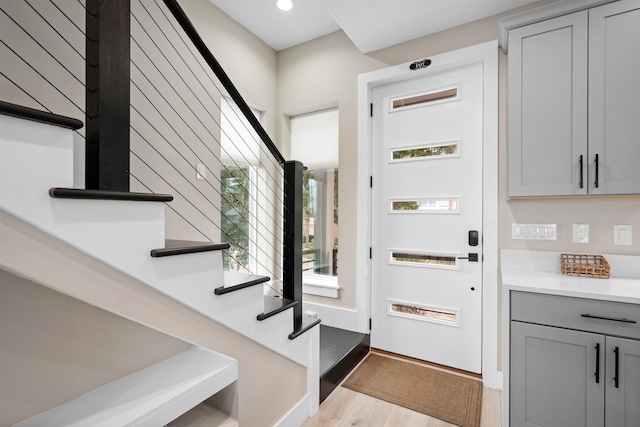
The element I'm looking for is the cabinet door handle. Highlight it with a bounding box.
[614,346,619,389]
[594,154,599,188]
[595,343,600,384]
[581,313,637,324]
[579,155,584,189]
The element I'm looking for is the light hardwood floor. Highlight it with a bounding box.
[303,352,502,427]
[303,386,502,427]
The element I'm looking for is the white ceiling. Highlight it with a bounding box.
[207,0,541,53]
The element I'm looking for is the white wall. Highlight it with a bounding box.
[277,0,562,313]
[0,269,190,427]
[275,0,640,374]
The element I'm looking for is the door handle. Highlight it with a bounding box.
[457,253,478,262]
[594,154,599,188]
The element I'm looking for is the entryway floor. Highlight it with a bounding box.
[303,386,502,427]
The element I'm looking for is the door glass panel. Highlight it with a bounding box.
[388,299,458,326]
[390,142,459,161]
[390,197,459,213]
[391,87,458,109]
[389,250,458,269]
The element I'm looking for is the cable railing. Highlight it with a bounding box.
[0,0,86,136]
[130,0,288,294]
[1,0,305,329]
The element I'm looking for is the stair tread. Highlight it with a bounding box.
[214,271,270,295]
[151,239,230,257]
[49,187,173,202]
[14,346,237,427]
[0,100,83,130]
[257,296,298,321]
[289,316,322,340]
[168,403,238,427]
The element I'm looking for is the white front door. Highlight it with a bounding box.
[371,62,484,373]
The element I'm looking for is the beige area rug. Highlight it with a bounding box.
[342,353,482,427]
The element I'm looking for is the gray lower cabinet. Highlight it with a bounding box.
[605,337,640,426]
[510,291,640,426]
[511,322,604,427]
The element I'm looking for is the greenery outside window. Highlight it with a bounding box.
[220,97,260,273]
[290,108,339,297]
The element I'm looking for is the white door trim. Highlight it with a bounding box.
[356,40,499,389]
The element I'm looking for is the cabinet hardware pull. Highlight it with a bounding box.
[595,343,600,383]
[614,346,619,389]
[594,154,599,188]
[581,313,636,324]
[579,155,584,189]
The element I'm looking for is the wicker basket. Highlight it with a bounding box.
[560,254,610,279]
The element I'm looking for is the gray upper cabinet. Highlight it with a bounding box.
[506,0,640,197]
[507,12,588,197]
[589,0,640,195]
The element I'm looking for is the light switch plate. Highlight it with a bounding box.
[614,225,632,246]
[512,224,557,240]
[573,224,589,243]
[196,163,206,180]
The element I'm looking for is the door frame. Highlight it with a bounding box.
[355,40,499,388]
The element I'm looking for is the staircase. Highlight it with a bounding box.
[0,104,320,426]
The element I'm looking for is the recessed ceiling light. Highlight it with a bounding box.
[276,0,293,11]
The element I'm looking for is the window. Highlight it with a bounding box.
[220,97,261,273]
[290,108,339,297]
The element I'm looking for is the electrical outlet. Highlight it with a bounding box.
[573,224,589,243]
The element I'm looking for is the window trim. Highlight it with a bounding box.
[302,273,340,298]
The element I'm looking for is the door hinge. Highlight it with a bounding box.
[370,103,373,117]
[370,176,373,188]
[369,318,372,330]
[369,247,372,259]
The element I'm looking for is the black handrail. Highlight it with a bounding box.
[0,100,84,130]
[162,0,286,166]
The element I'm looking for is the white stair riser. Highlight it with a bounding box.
[0,115,225,289]
[1,115,314,371]
[0,115,74,209]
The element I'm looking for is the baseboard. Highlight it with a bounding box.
[272,394,310,427]
[302,301,359,331]
[482,368,503,390]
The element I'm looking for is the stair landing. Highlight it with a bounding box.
[319,325,369,403]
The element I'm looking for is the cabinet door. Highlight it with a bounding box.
[606,337,640,426]
[510,322,604,427]
[507,12,588,197]
[589,0,640,195]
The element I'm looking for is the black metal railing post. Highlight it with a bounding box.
[283,160,303,329]
[85,0,131,191]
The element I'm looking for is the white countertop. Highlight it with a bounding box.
[502,249,640,304]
